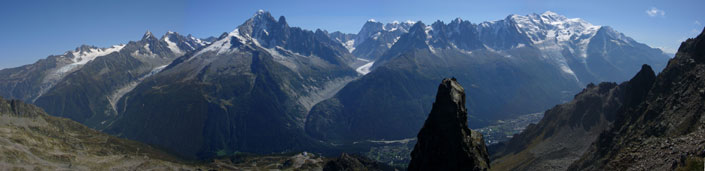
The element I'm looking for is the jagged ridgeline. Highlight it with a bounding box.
[104,10,359,159]
[0,10,670,161]
[490,65,655,170]
[307,12,669,144]
[491,28,705,170]
[0,31,207,130]
[570,27,705,171]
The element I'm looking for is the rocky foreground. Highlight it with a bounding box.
[490,28,705,170]
[0,96,199,170]
[0,96,399,170]
[570,27,705,171]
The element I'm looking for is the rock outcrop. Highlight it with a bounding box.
[569,27,705,170]
[0,96,206,170]
[408,78,490,171]
[489,64,656,170]
[323,153,398,171]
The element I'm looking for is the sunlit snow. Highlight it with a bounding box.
[356,59,375,75]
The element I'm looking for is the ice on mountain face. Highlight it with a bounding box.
[387,36,401,48]
[502,11,607,82]
[559,65,575,75]
[164,36,184,56]
[71,45,126,65]
[191,14,287,63]
[344,39,355,53]
[191,29,245,60]
[510,11,601,47]
[237,11,280,48]
[372,32,381,40]
[392,37,401,44]
[533,35,580,81]
[130,43,157,58]
[108,64,168,113]
[353,20,414,49]
[355,59,375,75]
[383,20,415,32]
[384,21,403,32]
[53,44,126,77]
[262,46,301,71]
[423,25,437,54]
[189,35,210,46]
[143,31,154,39]
[575,25,601,58]
[36,44,127,102]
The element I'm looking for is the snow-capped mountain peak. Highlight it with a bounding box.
[190,29,245,59]
[508,11,601,44]
[142,30,156,40]
[190,10,283,59]
[251,10,275,21]
[383,20,415,32]
[540,11,564,20]
[162,31,185,55]
[352,19,416,49]
[190,10,287,59]
[187,34,211,46]
[234,10,288,48]
[354,20,384,46]
[69,44,126,64]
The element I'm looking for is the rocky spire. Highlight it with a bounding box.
[354,20,384,46]
[142,30,156,40]
[622,64,656,107]
[408,78,490,171]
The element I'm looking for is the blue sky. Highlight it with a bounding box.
[1,0,703,69]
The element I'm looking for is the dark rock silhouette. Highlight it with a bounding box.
[408,78,490,171]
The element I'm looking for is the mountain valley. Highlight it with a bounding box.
[1,8,697,170]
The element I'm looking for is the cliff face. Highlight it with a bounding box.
[569,28,705,170]
[408,78,490,171]
[490,27,705,171]
[489,64,656,170]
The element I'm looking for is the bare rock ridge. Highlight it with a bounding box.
[408,78,490,171]
[488,64,655,170]
[323,153,398,171]
[491,27,705,170]
[569,27,705,170]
